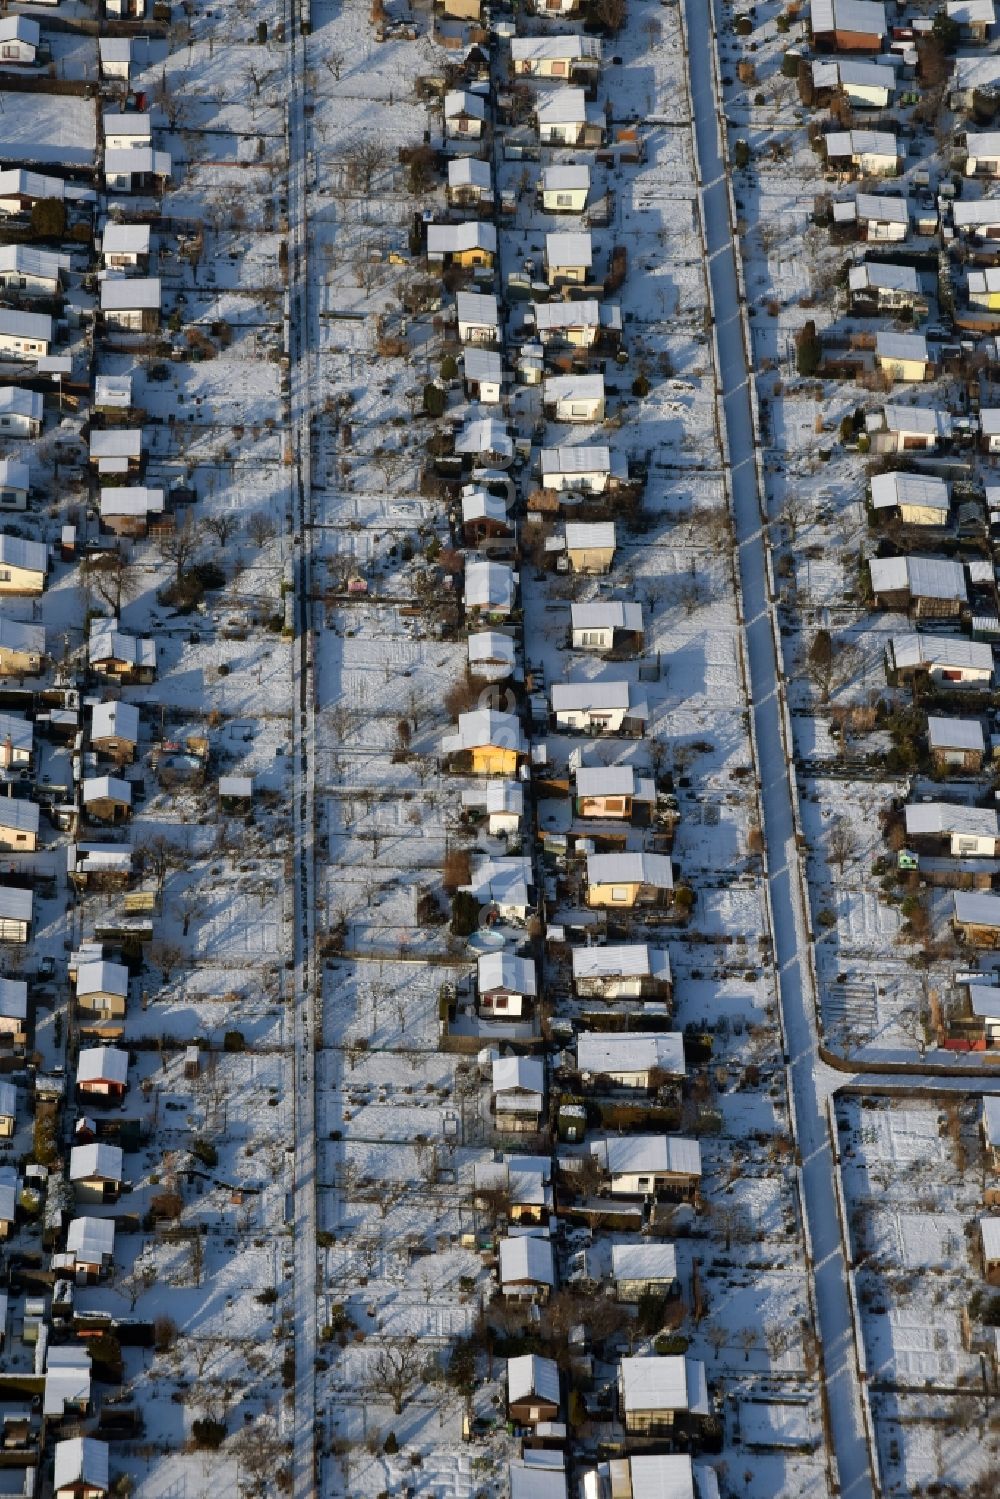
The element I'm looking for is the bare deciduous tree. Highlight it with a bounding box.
[344,135,391,195]
[247,510,277,548]
[369,1337,422,1415]
[80,550,139,615]
[158,514,204,584]
[828,815,857,878]
[204,512,240,546]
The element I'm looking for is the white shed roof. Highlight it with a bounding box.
[545,230,593,267]
[479,950,537,995]
[577,1031,685,1077]
[572,943,671,983]
[926,716,984,753]
[508,1353,560,1406]
[565,520,615,552]
[870,472,949,512]
[500,1233,555,1286]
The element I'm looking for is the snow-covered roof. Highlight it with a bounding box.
[968,983,1000,1019]
[76,1045,129,1087]
[82,774,132,807]
[468,629,516,666]
[456,415,511,457]
[810,0,886,35]
[619,1354,704,1414]
[889,631,992,673]
[948,0,996,23]
[904,801,997,838]
[76,959,129,999]
[982,1215,1000,1263]
[575,764,654,800]
[465,558,515,611]
[0,797,38,835]
[876,331,929,363]
[479,950,537,996]
[870,555,965,601]
[499,1233,555,1286]
[0,531,45,575]
[611,1242,678,1285]
[955,891,1000,927]
[969,267,1000,296]
[487,779,523,816]
[456,289,498,327]
[509,1463,567,1499]
[534,299,601,331]
[565,520,616,552]
[542,448,619,485]
[0,711,31,755]
[0,1165,15,1221]
[466,854,533,909]
[543,373,604,404]
[927,716,984,752]
[855,192,909,224]
[0,1079,15,1120]
[0,244,67,281]
[89,621,155,669]
[508,1353,560,1406]
[493,1055,545,1097]
[464,347,503,384]
[67,1215,115,1263]
[0,16,39,45]
[90,428,142,459]
[0,168,65,202]
[104,146,172,179]
[551,680,634,713]
[101,222,151,255]
[577,1031,685,1077]
[0,618,43,654]
[462,490,509,525]
[545,230,593,267]
[849,262,919,294]
[443,707,525,755]
[870,472,948,512]
[587,850,673,888]
[0,459,29,493]
[536,88,588,125]
[448,156,492,191]
[94,374,133,408]
[512,34,601,61]
[835,128,898,157]
[572,943,671,983]
[571,600,643,634]
[103,110,152,139]
[100,276,161,311]
[592,1133,700,1177]
[0,886,30,922]
[69,1142,123,1182]
[427,221,496,255]
[952,198,1000,229]
[444,89,486,120]
[0,385,42,422]
[965,130,1000,159]
[53,1437,108,1494]
[0,976,27,1019]
[99,485,164,519]
[880,404,949,438]
[813,58,896,92]
[540,164,591,192]
[0,308,52,343]
[983,1094,1000,1145]
[99,37,134,63]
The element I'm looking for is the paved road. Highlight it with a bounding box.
[284,2,319,1494]
[681,5,876,1497]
